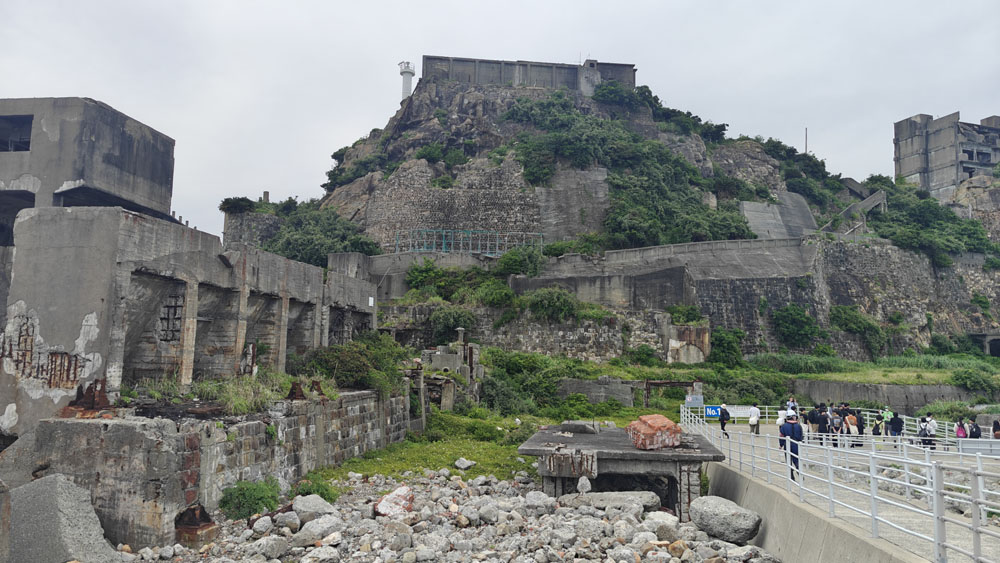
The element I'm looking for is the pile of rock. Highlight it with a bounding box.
[129,470,775,563]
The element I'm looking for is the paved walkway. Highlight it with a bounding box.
[700,423,1000,562]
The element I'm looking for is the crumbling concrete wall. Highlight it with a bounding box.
[222,211,283,247]
[1,207,376,439]
[0,97,175,218]
[0,390,409,549]
[0,247,11,329]
[557,377,636,406]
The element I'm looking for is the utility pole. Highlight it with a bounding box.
[805,127,808,155]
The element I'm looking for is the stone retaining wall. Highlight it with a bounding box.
[0,390,409,549]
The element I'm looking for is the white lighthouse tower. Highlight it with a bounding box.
[399,61,415,101]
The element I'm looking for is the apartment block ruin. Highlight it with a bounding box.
[894,112,1000,201]
[0,97,377,444]
[421,55,636,95]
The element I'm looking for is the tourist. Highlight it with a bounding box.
[926,414,938,450]
[872,414,885,439]
[968,418,982,439]
[786,396,799,413]
[779,410,804,480]
[806,405,820,441]
[829,409,844,447]
[748,403,761,435]
[855,408,866,445]
[888,411,904,446]
[993,419,1000,439]
[816,403,831,446]
[719,404,731,438]
[954,418,968,440]
[918,417,934,449]
[845,409,859,447]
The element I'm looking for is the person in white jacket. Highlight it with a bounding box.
[748,403,761,435]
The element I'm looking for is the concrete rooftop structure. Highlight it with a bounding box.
[894,111,1000,201]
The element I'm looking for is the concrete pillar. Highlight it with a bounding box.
[440,381,455,411]
[319,306,329,348]
[105,268,134,391]
[418,371,427,430]
[233,285,250,374]
[179,281,199,386]
[276,296,289,373]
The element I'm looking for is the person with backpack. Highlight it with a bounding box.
[779,410,804,481]
[872,414,884,440]
[719,404,731,438]
[926,414,938,450]
[918,417,934,448]
[954,418,968,440]
[855,408,866,443]
[968,418,982,439]
[881,406,894,441]
[993,419,1000,439]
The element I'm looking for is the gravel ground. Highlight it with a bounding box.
[115,469,780,563]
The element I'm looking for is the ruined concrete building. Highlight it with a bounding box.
[0,97,377,444]
[894,112,1000,201]
[421,55,636,95]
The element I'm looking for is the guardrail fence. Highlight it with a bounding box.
[682,406,1000,562]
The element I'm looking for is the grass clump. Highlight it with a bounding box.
[219,477,280,520]
[192,368,290,415]
[287,332,409,398]
[290,472,346,503]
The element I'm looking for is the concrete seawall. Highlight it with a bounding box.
[707,463,926,563]
[791,379,997,414]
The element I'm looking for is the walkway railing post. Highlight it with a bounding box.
[868,453,879,538]
[765,435,772,485]
[970,465,982,562]
[932,462,946,563]
[826,446,836,517]
[976,453,987,523]
[738,432,744,472]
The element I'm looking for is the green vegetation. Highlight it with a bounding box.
[287,332,409,398]
[291,472,345,503]
[916,401,979,422]
[415,143,444,163]
[217,197,381,267]
[864,175,997,267]
[542,236,601,257]
[193,369,327,415]
[665,304,703,325]
[219,477,280,520]
[707,328,745,368]
[494,246,543,277]
[503,91,753,249]
[972,293,991,314]
[431,175,455,189]
[771,304,826,349]
[830,305,886,357]
[429,306,477,345]
[592,81,728,142]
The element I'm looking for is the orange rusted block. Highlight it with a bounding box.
[625,414,683,450]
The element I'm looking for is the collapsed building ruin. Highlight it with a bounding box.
[0,97,378,443]
[894,112,1000,202]
[0,98,406,549]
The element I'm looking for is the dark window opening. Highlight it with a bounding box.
[0,115,32,152]
[977,152,992,164]
[963,166,975,179]
[962,149,974,161]
[988,339,1000,357]
[0,191,35,246]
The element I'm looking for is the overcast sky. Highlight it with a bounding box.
[3,1,999,235]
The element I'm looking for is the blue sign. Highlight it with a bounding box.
[704,406,721,418]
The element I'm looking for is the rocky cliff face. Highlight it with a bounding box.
[320,79,787,249]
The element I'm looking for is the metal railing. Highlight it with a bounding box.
[392,229,543,256]
[682,406,1000,562]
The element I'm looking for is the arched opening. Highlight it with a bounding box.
[987,339,1000,357]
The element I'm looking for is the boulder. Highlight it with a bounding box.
[454,458,476,470]
[376,485,414,517]
[301,545,342,562]
[247,535,288,559]
[557,491,661,512]
[689,496,761,544]
[10,474,118,563]
[293,494,336,524]
[291,514,344,547]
